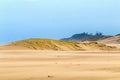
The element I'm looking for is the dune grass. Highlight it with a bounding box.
[9,38,81,50]
[8,38,117,51]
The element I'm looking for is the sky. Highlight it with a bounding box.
[0,0,120,44]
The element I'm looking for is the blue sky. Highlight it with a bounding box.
[0,0,120,43]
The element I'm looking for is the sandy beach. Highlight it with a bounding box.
[0,50,120,80]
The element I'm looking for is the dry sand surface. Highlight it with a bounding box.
[0,50,120,80]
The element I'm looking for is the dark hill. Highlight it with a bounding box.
[61,32,111,41]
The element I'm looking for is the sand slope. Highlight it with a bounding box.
[98,35,120,44]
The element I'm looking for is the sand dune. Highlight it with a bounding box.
[0,51,120,80]
[0,38,117,51]
[106,44,120,49]
[98,35,120,44]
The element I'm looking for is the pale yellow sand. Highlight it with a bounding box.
[0,50,120,80]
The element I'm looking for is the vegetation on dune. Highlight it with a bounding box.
[79,42,116,50]
[8,38,117,51]
[9,38,81,50]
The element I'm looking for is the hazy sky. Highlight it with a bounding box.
[0,0,120,43]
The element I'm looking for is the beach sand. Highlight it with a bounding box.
[0,50,120,80]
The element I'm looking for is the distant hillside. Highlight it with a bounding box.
[0,38,117,51]
[98,35,120,44]
[61,32,110,41]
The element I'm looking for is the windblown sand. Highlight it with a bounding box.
[0,50,120,80]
